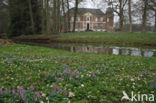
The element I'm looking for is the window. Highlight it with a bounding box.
[78,17,80,21]
[90,17,92,21]
[107,18,109,22]
[90,23,92,29]
[87,16,90,21]
[84,17,86,21]
[81,16,83,21]
[78,23,80,29]
[95,17,98,22]
[84,23,86,28]
[71,24,73,30]
[100,24,103,29]
[72,17,74,21]
[100,17,103,22]
[95,23,98,29]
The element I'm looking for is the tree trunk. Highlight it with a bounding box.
[53,0,60,34]
[119,0,123,32]
[154,10,156,32]
[119,11,123,31]
[72,0,78,32]
[128,0,132,32]
[66,0,70,32]
[46,0,50,34]
[28,0,35,34]
[41,0,45,34]
[57,0,60,33]
[142,0,148,32]
[62,0,67,32]
[53,0,56,33]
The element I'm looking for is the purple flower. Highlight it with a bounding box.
[0,88,2,94]
[63,68,70,74]
[75,71,80,78]
[12,88,16,94]
[151,73,156,77]
[71,71,79,78]
[58,89,63,94]
[52,84,59,92]
[45,72,49,77]
[35,92,40,98]
[57,78,64,82]
[142,72,148,75]
[17,86,25,100]
[29,85,34,91]
[104,68,107,71]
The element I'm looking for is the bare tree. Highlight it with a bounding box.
[72,0,79,32]
[61,0,67,32]
[40,0,44,34]
[40,0,50,34]
[148,0,156,32]
[66,0,71,32]
[0,0,9,35]
[53,0,57,33]
[28,0,35,34]
[128,0,132,32]
[106,0,128,31]
[142,0,148,32]
[72,0,83,32]
[46,0,50,34]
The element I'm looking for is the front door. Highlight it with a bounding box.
[87,23,89,30]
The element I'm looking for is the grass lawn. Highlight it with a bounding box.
[0,44,156,103]
[15,32,156,46]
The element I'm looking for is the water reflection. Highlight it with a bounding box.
[18,41,156,57]
[50,44,156,57]
[144,51,154,57]
[121,49,129,55]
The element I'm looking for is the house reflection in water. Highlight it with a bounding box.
[70,46,156,57]
[71,46,113,54]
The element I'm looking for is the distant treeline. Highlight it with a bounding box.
[0,0,155,38]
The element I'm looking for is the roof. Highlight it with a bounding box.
[106,7,113,14]
[69,8,105,16]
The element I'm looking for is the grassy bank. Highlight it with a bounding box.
[15,32,156,46]
[0,44,156,103]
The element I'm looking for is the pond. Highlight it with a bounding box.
[43,43,156,57]
[19,41,156,57]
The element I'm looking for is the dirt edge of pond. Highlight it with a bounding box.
[0,39,13,45]
[12,38,156,47]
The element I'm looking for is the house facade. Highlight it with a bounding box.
[69,8,114,32]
